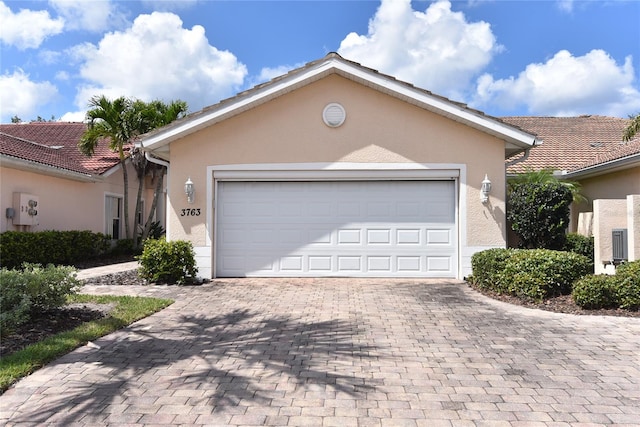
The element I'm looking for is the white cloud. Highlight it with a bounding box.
[0,1,64,49]
[557,0,574,13]
[58,111,86,122]
[474,49,640,116]
[70,11,247,113]
[337,0,500,100]
[49,0,126,32]
[248,63,306,88]
[0,70,58,120]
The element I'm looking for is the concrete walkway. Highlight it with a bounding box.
[1,272,639,426]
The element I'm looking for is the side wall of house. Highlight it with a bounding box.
[0,163,162,237]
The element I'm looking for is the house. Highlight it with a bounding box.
[139,53,539,280]
[0,122,165,240]
[501,116,640,273]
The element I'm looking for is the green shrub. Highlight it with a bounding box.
[614,260,640,310]
[0,269,32,333]
[0,264,81,335]
[497,249,591,301]
[572,261,640,310]
[572,275,618,309]
[137,238,198,285]
[19,264,82,309]
[0,231,110,269]
[564,233,594,262]
[111,238,137,256]
[470,248,514,292]
[507,182,573,250]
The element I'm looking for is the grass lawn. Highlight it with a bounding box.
[0,294,173,393]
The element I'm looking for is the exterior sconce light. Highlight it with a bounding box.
[480,174,491,204]
[185,177,195,204]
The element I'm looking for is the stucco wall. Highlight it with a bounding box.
[570,166,640,232]
[0,163,161,237]
[593,199,628,274]
[163,75,509,277]
[628,194,640,262]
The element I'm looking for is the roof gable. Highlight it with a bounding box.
[0,122,123,179]
[140,53,538,158]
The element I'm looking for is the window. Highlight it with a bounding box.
[137,200,145,227]
[105,195,122,239]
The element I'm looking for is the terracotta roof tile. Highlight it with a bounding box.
[0,122,125,176]
[502,115,639,174]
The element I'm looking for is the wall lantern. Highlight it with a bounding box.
[185,177,195,204]
[480,174,492,204]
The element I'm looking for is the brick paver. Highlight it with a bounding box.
[1,278,639,426]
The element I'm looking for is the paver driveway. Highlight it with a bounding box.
[2,278,639,426]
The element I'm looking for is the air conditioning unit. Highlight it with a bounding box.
[12,193,39,226]
[612,229,628,263]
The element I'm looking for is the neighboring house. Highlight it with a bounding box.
[502,116,640,273]
[139,53,539,280]
[0,122,165,239]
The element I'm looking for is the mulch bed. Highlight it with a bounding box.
[468,282,640,318]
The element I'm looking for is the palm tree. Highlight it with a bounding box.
[79,96,136,240]
[623,113,640,142]
[508,168,586,204]
[79,96,188,245]
[132,99,188,245]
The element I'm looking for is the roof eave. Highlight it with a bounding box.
[1,154,101,182]
[562,153,640,179]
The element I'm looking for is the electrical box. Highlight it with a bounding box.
[612,229,628,262]
[12,193,39,226]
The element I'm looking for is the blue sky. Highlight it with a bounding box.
[1,0,639,123]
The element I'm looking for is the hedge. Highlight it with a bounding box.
[470,248,591,302]
[0,231,110,269]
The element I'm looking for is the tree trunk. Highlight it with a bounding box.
[141,166,166,243]
[122,158,131,239]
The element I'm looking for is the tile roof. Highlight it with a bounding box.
[0,122,125,176]
[502,115,640,174]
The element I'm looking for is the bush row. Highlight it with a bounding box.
[470,248,592,302]
[0,230,112,269]
[573,261,640,310]
[0,264,81,334]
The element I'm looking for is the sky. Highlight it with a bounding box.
[1,0,639,124]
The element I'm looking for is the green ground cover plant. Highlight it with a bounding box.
[0,294,173,393]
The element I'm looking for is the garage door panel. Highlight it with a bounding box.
[216,181,457,277]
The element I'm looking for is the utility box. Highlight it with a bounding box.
[612,228,628,263]
[12,193,39,226]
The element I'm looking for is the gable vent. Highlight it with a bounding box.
[322,103,346,128]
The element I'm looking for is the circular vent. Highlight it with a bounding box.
[322,103,346,127]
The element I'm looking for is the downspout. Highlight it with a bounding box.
[144,150,170,238]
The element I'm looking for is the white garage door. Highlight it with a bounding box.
[216,180,457,277]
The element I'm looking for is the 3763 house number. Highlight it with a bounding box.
[181,208,201,217]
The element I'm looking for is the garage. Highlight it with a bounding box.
[215,180,457,277]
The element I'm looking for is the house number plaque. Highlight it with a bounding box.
[180,208,201,217]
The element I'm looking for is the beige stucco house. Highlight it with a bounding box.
[502,116,640,273]
[139,54,539,279]
[0,122,164,240]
